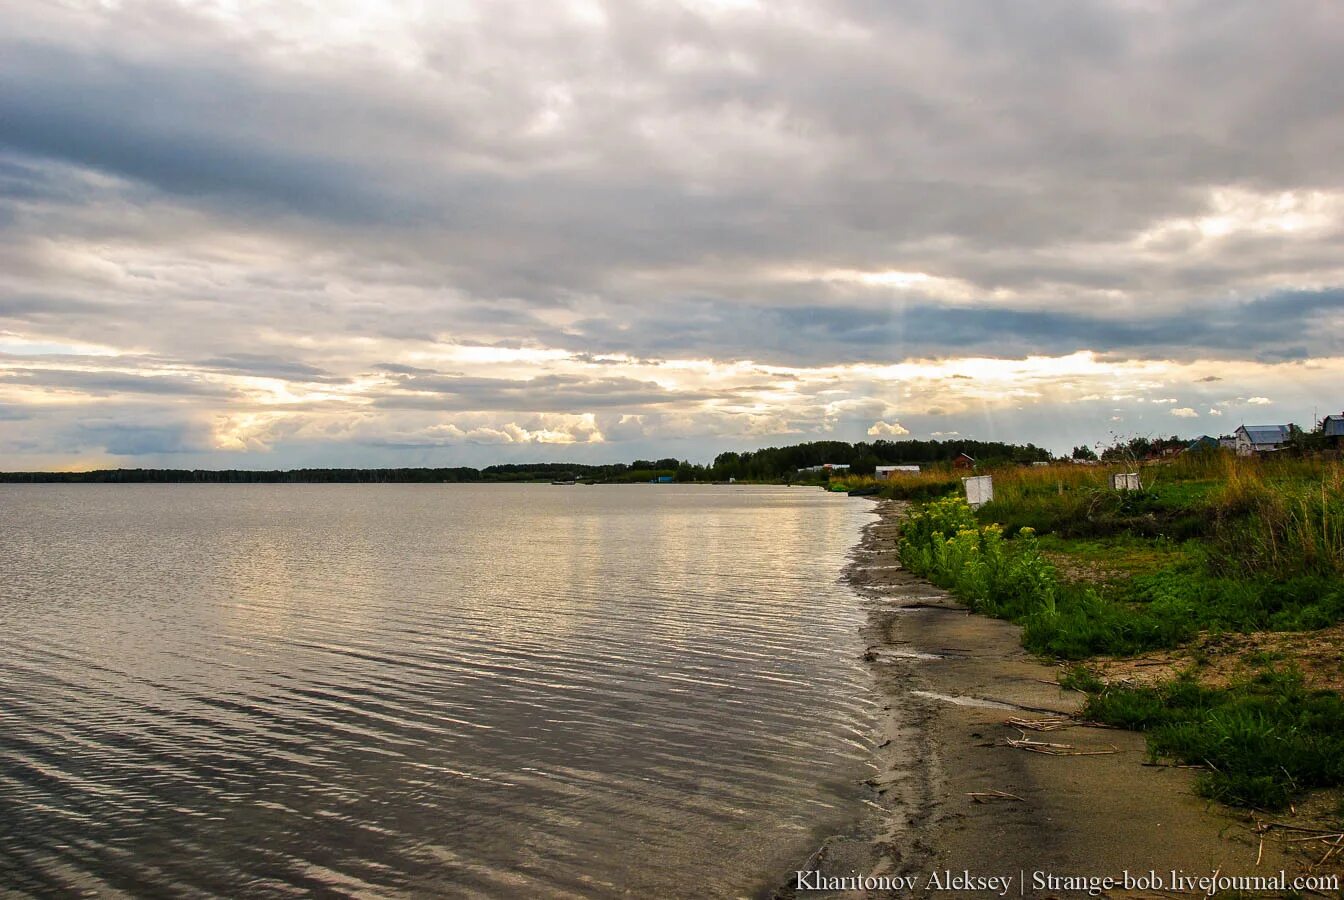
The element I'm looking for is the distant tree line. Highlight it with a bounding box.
[708,438,1051,481]
[0,438,1052,484]
[0,467,485,483]
[0,463,678,484]
[1098,434,1193,462]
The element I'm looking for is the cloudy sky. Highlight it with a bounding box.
[3,0,1343,469]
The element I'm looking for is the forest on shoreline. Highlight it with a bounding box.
[0,437,1051,483]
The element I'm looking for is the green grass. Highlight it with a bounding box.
[896,495,1344,660]
[979,479,1218,541]
[894,469,1344,811]
[1036,533,1197,580]
[1083,669,1344,809]
[1120,569,1344,633]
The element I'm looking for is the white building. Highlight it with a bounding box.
[875,465,921,479]
[1233,424,1291,456]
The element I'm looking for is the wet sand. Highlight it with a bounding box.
[779,499,1303,899]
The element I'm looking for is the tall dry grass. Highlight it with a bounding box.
[865,452,1344,565]
[1207,455,1344,577]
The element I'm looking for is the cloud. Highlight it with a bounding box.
[543,289,1344,365]
[2,1,1344,467]
[1171,407,1199,418]
[198,354,347,384]
[1247,396,1272,405]
[74,420,209,456]
[1208,408,1223,416]
[1,366,233,398]
[868,420,910,437]
[369,372,737,413]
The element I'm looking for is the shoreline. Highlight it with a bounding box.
[778,498,1301,899]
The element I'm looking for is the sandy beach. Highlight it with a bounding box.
[776,499,1326,899]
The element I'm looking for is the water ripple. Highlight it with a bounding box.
[1,484,875,898]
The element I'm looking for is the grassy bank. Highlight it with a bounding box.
[871,453,1344,810]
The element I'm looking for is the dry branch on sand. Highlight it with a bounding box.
[1005,731,1119,755]
[1317,836,1344,869]
[1252,826,1344,872]
[1254,821,1344,837]
[1005,715,1071,731]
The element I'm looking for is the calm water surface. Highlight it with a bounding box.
[0,485,878,898]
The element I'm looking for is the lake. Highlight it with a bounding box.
[0,484,878,898]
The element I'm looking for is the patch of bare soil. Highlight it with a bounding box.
[1091,624,1344,693]
[1040,551,1125,585]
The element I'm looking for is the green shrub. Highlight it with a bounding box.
[899,498,1057,617]
[899,497,1201,659]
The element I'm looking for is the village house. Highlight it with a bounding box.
[952,452,976,470]
[1323,413,1344,446]
[875,465,921,479]
[1233,424,1291,456]
[1185,435,1221,453]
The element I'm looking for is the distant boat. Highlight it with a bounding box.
[550,480,577,486]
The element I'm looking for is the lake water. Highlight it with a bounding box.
[0,484,878,898]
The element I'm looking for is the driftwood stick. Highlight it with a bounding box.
[967,789,1025,803]
[1257,822,1344,836]
[1318,835,1344,868]
[1283,833,1344,844]
[1005,733,1121,756]
[1005,715,1073,731]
